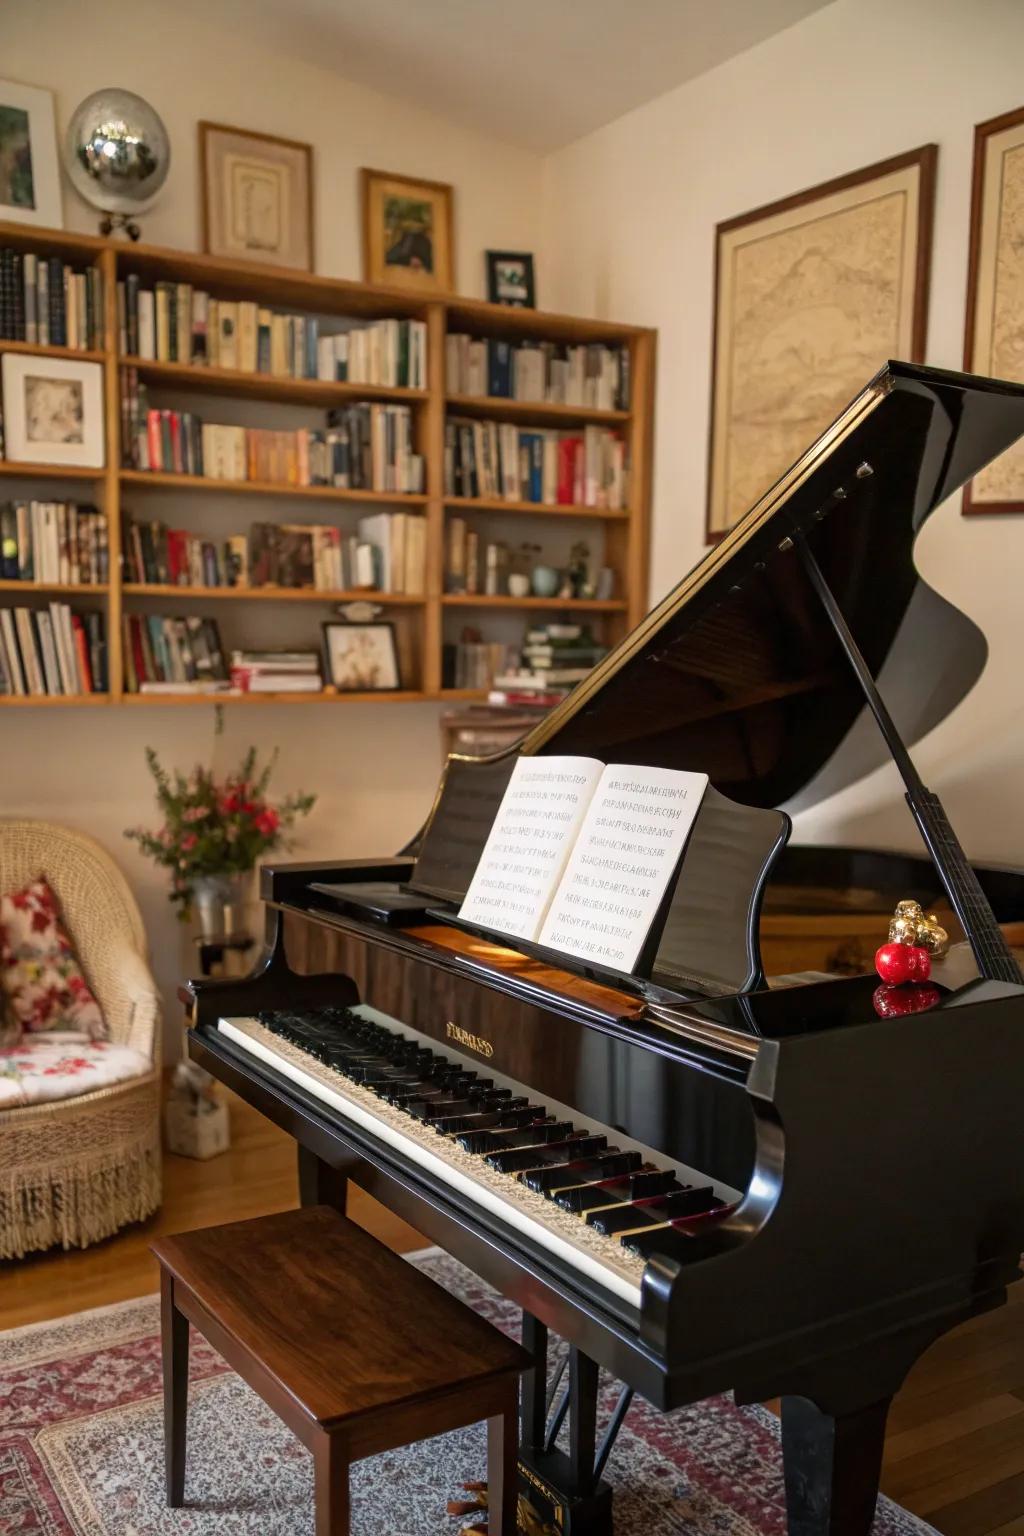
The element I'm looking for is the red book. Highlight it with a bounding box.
[167,529,184,584]
[70,614,93,693]
[557,436,581,505]
[169,412,183,474]
[129,615,148,687]
[147,410,162,471]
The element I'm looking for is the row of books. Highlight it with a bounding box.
[0,604,107,696]
[0,249,105,350]
[488,623,608,704]
[445,419,627,509]
[444,520,510,596]
[117,277,428,387]
[442,638,519,691]
[446,335,629,411]
[0,501,108,585]
[121,374,424,492]
[123,613,229,694]
[121,511,426,595]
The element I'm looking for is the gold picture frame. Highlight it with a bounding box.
[963,104,1024,517]
[706,145,936,541]
[361,167,454,293]
[199,121,314,272]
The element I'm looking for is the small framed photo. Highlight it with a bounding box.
[0,79,62,228]
[199,121,314,272]
[322,621,401,692]
[486,251,535,308]
[361,168,454,293]
[1,354,104,467]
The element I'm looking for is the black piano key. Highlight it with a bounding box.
[553,1167,679,1212]
[521,1150,642,1194]
[455,1116,564,1152]
[620,1204,735,1259]
[586,1186,721,1236]
[486,1134,606,1174]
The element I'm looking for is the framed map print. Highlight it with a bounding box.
[199,122,313,272]
[963,105,1024,517]
[706,146,936,541]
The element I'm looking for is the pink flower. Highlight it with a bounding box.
[254,808,279,837]
[181,833,198,853]
[183,806,209,823]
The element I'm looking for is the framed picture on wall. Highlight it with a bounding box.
[486,251,535,308]
[963,104,1024,517]
[706,145,937,542]
[361,168,454,293]
[0,79,62,228]
[1,353,104,467]
[199,121,314,272]
[322,621,401,692]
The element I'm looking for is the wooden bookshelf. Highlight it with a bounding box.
[0,220,654,707]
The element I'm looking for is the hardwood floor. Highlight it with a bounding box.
[1,1091,1022,1536]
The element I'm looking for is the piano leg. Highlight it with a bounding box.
[569,1347,599,1499]
[520,1313,549,1450]
[297,1145,361,1212]
[780,1394,891,1536]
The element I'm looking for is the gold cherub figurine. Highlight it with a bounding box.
[888,899,949,956]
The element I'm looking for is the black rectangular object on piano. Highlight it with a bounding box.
[308,881,437,925]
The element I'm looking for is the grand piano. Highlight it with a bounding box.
[186,361,1024,1536]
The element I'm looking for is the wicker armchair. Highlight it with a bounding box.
[0,819,162,1258]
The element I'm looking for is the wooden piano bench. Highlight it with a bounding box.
[152,1205,530,1534]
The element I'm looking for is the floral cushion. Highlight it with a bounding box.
[0,1034,150,1109]
[0,876,106,1042]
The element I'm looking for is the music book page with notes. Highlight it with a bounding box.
[458,756,708,972]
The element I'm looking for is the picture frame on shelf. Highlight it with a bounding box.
[706,144,936,541]
[963,103,1024,517]
[322,620,401,692]
[0,78,62,228]
[486,250,535,308]
[361,167,454,293]
[1,353,104,467]
[199,121,314,272]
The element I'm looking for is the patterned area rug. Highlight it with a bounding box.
[0,1250,934,1535]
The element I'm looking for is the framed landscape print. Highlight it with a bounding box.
[963,105,1024,517]
[199,122,313,272]
[706,145,937,541]
[361,168,454,293]
[486,250,535,308]
[0,79,61,229]
[1,354,104,468]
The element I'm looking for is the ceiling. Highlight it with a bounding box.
[186,0,834,152]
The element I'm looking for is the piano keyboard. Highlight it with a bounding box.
[217,1006,740,1312]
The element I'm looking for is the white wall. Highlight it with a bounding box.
[2,0,546,1049]
[540,0,1024,866]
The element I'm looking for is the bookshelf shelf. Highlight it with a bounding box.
[125,356,428,409]
[442,594,627,613]
[445,495,628,520]
[122,688,429,706]
[0,461,106,482]
[446,394,629,427]
[0,579,109,596]
[122,583,424,605]
[119,470,429,506]
[0,219,654,706]
[0,693,111,706]
[0,341,106,364]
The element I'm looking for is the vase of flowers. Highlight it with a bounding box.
[126,746,315,935]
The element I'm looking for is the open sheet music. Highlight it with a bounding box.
[458,755,708,973]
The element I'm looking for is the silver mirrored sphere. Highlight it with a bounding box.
[64,88,170,214]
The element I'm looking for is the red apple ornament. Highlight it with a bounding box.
[874,941,931,985]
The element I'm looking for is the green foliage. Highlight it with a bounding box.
[125,745,315,914]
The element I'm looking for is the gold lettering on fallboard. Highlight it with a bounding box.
[446,1020,494,1058]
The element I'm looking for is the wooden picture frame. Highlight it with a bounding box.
[1,353,104,467]
[963,104,1024,517]
[361,168,454,293]
[0,78,62,229]
[486,251,535,308]
[322,620,401,692]
[706,145,937,542]
[199,121,314,272]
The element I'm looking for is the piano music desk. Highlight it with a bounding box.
[152,1205,530,1534]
